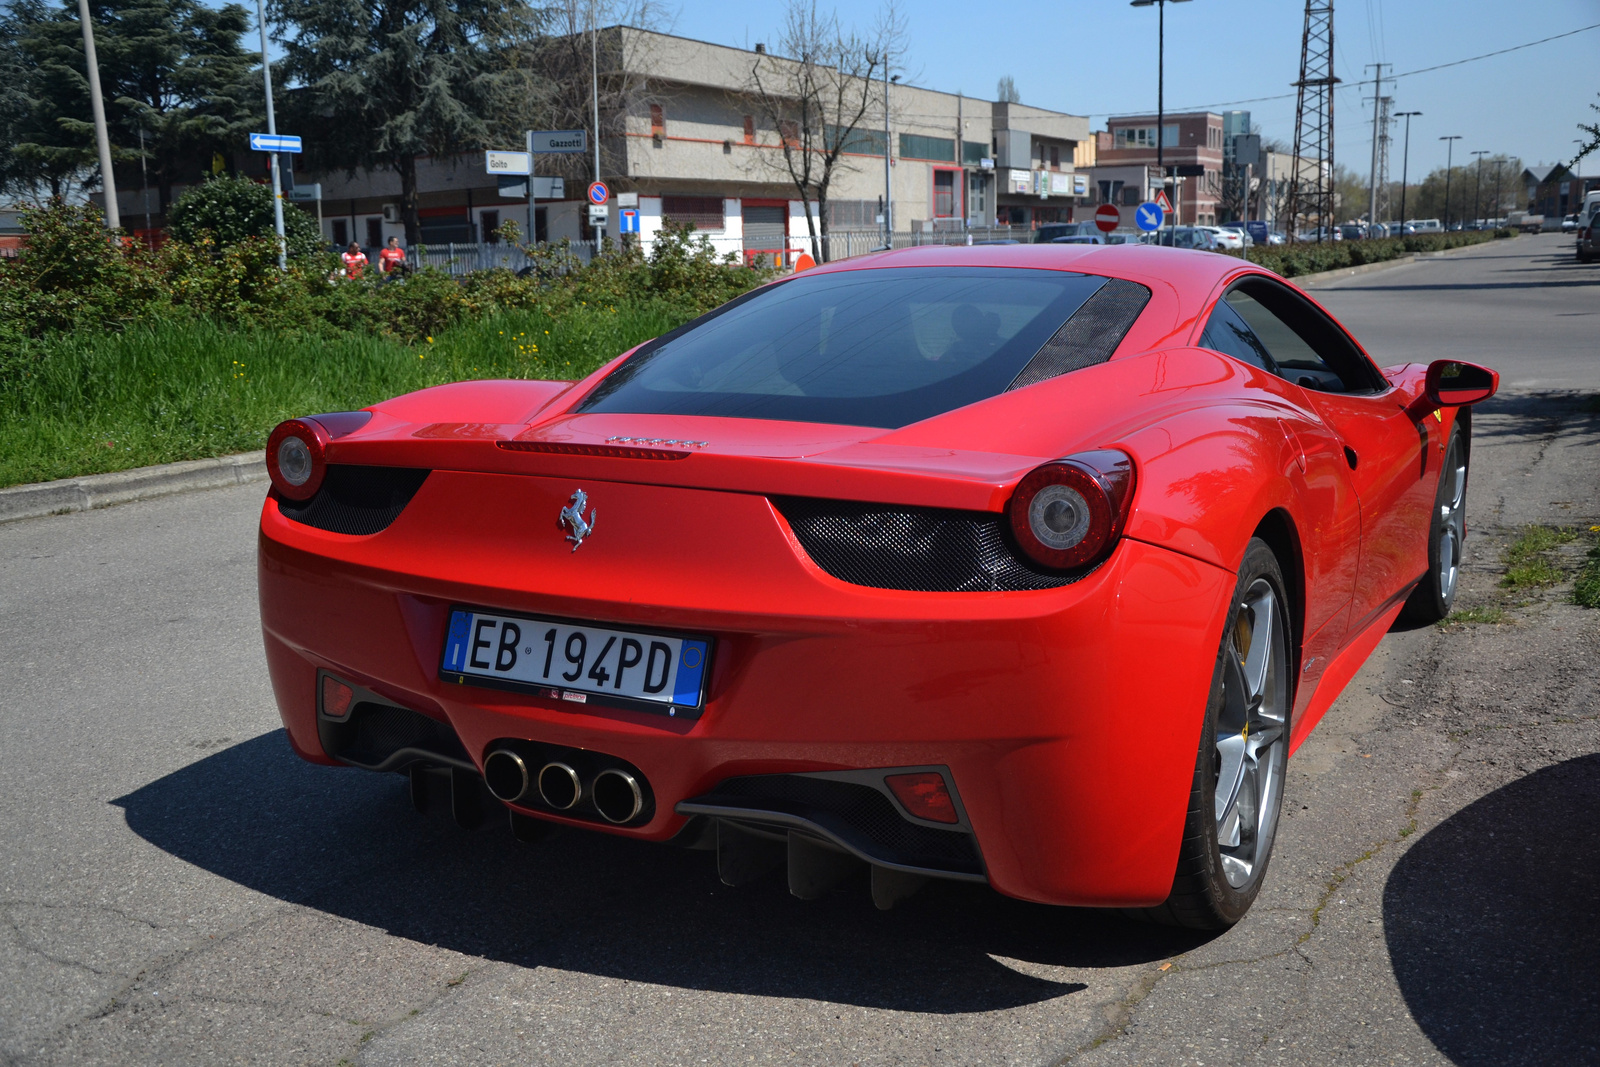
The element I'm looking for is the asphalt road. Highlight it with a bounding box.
[1,233,1596,1067]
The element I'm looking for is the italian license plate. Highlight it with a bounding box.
[439,607,712,713]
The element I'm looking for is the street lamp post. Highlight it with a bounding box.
[253,0,286,269]
[1440,135,1461,230]
[1395,111,1420,230]
[1471,150,1489,228]
[1131,0,1192,242]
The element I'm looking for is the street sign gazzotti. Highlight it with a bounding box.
[249,133,301,153]
[485,150,532,175]
[1094,204,1121,233]
[529,130,587,154]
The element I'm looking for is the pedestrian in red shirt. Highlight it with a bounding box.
[341,242,368,279]
[379,236,406,277]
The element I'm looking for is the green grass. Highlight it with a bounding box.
[1500,525,1579,590]
[0,303,686,488]
[1575,530,1600,609]
[1438,605,1508,626]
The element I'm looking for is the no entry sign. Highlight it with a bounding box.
[1094,204,1121,233]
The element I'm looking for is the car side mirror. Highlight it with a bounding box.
[1424,359,1498,407]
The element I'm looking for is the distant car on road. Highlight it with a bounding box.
[1561,214,1580,233]
[1035,222,1097,243]
[1577,194,1600,263]
[1406,219,1443,234]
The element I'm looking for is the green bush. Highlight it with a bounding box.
[1239,229,1511,278]
[166,175,326,259]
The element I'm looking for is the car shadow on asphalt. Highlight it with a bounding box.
[112,731,1215,1014]
[1383,754,1600,1063]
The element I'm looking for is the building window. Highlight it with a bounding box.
[365,217,383,248]
[650,104,665,146]
[933,170,957,217]
[827,199,878,229]
[898,133,956,162]
[743,115,755,145]
[963,140,987,165]
[481,210,500,243]
[331,219,348,246]
[1114,125,1179,149]
[661,195,724,231]
[1049,145,1060,170]
[825,125,886,155]
[779,120,799,148]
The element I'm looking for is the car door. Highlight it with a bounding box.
[1218,279,1433,634]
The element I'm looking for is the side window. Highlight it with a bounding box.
[1210,280,1385,393]
[1200,295,1277,373]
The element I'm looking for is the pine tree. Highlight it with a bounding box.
[270,0,543,244]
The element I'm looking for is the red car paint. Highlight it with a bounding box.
[258,243,1490,907]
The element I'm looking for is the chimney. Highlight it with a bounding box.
[754,42,765,54]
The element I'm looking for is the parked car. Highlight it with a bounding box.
[1266,231,1288,246]
[1577,192,1600,263]
[1210,227,1246,250]
[1035,222,1096,243]
[1052,234,1109,245]
[1406,218,1443,234]
[258,243,1498,929]
[1298,226,1343,242]
[1561,214,1580,233]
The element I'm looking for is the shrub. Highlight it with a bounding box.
[167,175,326,259]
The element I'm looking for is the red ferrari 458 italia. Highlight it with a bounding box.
[258,244,1497,928]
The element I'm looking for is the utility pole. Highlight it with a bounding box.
[1471,149,1489,228]
[1288,0,1337,241]
[883,70,898,245]
[253,0,286,269]
[1395,110,1420,228]
[590,2,600,187]
[1440,135,1461,229]
[76,0,119,230]
[1492,156,1505,226]
[1130,0,1193,241]
[1365,63,1389,229]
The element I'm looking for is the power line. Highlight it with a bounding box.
[1152,21,1600,114]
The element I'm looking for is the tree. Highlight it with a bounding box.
[996,75,1019,104]
[271,0,543,245]
[4,0,260,207]
[1571,92,1599,169]
[746,0,886,263]
[167,175,324,256]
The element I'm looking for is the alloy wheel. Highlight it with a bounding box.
[1437,446,1468,602]
[1213,579,1289,889]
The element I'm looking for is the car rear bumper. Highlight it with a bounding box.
[258,470,1236,907]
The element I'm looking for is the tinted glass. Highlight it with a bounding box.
[1200,296,1277,373]
[578,267,1111,428]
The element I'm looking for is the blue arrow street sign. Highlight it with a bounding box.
[1135,202,1164,232]
[249,133,302,153]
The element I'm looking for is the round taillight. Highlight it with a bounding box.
[1008,450,1135,571]
[266,418,329,500]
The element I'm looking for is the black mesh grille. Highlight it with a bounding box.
[323,702,470,769]
[1007,278,1152,391]
[278,465,430,535]
[773,497,1084,592]
[713,774,982,873]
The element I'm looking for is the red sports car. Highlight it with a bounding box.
[258,244,1497,928]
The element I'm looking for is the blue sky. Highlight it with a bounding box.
[663,0,1600,177]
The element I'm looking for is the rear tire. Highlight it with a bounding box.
[1142,538,1293,930]
[1400,424,1467,624]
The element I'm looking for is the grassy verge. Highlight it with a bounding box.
[1438,605,1508,627]
[0,302,686,488]
[1501,525,1580,590]
[1576,529,1600,609]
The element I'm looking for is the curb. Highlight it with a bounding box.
[0,451,266,525]
[1290,236,1511,288]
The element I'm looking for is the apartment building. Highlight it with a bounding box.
[1095,111,1226,226]
[207,27,1090,261]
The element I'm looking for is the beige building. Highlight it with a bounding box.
[257,27,1092,261]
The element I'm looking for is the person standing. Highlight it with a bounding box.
[379,236,406,277]
[341,241,368,279]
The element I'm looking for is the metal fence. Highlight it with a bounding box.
[394,225,1055,278]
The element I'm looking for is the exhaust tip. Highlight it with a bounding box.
[537,762,583,810]
[593,768,644,824]
[483,749,530,803]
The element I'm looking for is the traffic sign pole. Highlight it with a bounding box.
[253,0,286,269]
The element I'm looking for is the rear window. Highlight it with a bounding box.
[577,267,1148,428]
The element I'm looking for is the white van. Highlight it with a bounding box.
[1406,218,1443,234]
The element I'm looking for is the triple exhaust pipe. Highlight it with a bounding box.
[482,748,646,825]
